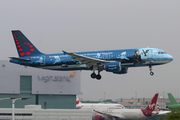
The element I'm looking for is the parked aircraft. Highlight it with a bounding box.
[76,96,125,109]
[166,93,180,109]
[94,93,159,120]
[10,30,173,80]
[157,93,180,112]
[76,96,125,120]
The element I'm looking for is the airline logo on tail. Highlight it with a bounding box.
[12,30,42,57]
[13,33,35,56]
[148,102,156,110]
[145,93,158,111]
[76,100,80,105]
[141,93,159,117]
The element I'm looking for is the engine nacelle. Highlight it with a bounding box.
[105,62,121,72]
[113,67,128,74]
[93,115,105,120]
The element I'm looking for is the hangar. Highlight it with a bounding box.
[0,60,81,109]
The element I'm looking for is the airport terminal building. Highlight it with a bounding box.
[0,60,81,109]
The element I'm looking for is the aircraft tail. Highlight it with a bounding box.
[145,93,159,111]
[76,96,81,105]
[12,30,43,57]
[166,93,179,105]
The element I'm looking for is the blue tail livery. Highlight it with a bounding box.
[12,30,43,57]
[10,30,173,80]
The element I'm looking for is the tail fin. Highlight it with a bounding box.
[145,93,159,111]
[76,96,81,105]
[167,93,178,105]
[12,30,42,57]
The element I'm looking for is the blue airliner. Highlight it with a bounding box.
[10,30,173,80]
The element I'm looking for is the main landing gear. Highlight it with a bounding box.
[91,66,102,80]
[91,72,96,79]
[149,66,154,76]
[91,72,101,80]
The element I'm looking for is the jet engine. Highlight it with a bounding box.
[104,62,121,72]
[93,115,105,120]
[113,67,128,74]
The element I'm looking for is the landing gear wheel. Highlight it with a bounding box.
[91,73,96,79]
[96,74,101,80]
[150,72,154,76]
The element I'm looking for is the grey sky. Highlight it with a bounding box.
[0,0,180,100]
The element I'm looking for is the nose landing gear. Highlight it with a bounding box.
[149,66,154,76]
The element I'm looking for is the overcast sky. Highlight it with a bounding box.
[0,0,180,101]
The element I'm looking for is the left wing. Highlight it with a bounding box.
[63,51,109,68]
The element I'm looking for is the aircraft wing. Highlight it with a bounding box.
[93,110,123,119]
[158,111,171,115]
[63,51,108,68]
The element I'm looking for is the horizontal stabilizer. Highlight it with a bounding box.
[9,57,31,61]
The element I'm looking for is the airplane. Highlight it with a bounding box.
[156,93,180,112]
[76,96,125,120]
[10,30,173,80]
[93,93,159,120]
[76,96,125,109]
[166,93,180,109]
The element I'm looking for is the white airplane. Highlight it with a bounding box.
[76,96,125,120]
[76,96,125,109]
[94,93,159,120]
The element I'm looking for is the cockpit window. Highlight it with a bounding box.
[158,52,167,54]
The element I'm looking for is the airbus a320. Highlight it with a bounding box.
[10,30,173,80]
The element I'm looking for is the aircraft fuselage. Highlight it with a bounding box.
[10,48,173,71]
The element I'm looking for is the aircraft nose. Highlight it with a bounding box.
[167,54,173,62]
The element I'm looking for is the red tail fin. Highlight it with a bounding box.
[145,93,159,111]
[76,96,81,105]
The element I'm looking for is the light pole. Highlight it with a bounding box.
[0,98,28,120]
[104,92,106,103]
[135,92,137,109]
[11,97,29,120]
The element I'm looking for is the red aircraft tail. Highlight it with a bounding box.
[145,93,159,111]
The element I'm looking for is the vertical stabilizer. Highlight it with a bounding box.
[167,93,179,105]
[12,30,43,57]
[76,96,82,105]
[145,93,159,111]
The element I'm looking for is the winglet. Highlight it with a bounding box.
[62,50,67,55]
